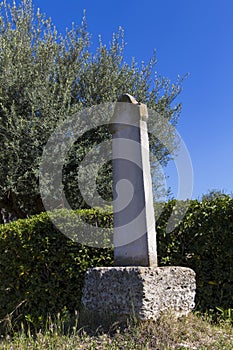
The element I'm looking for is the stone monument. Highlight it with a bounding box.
[81,94,196,321]
[111,94,157,267]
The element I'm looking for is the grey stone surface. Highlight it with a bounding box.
[81,95,196,322]
[81,266,196,320]
[111,94,157,267]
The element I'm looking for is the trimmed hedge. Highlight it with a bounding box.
[156,197,233,311]
[0,198,232,331]
[0,209,114,331]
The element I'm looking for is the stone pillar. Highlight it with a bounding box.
[110,94,157,267]
[81,94,196,323]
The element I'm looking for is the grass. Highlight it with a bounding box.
[0,311,232,349]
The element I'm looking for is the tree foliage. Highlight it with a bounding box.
[0,0,183,220]
[201,189,231,201]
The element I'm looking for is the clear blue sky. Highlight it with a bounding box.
[33,0,233,199]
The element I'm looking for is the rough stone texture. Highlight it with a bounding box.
[81,266,196,320]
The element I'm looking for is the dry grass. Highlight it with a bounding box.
[0,311,232,349]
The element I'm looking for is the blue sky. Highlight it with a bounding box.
[33,0,233,199]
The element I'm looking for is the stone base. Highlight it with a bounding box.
[81,266,196,321]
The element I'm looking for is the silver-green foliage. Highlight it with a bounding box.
[0,0,183,219]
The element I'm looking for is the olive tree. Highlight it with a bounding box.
[0,0,183,220]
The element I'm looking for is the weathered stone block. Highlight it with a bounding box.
[81,266,196,321]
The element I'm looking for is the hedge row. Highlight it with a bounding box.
[0,197,232,331]
[0,209,114,331]
[156,198,233,311]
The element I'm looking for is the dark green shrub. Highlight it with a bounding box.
[0,209,113,332]
[0,198,232,332]
[156,197,233,312]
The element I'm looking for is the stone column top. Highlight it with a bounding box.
[117,93,139,104]
[110,94,148,134]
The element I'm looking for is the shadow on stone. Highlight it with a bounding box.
[81,266,196,322]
